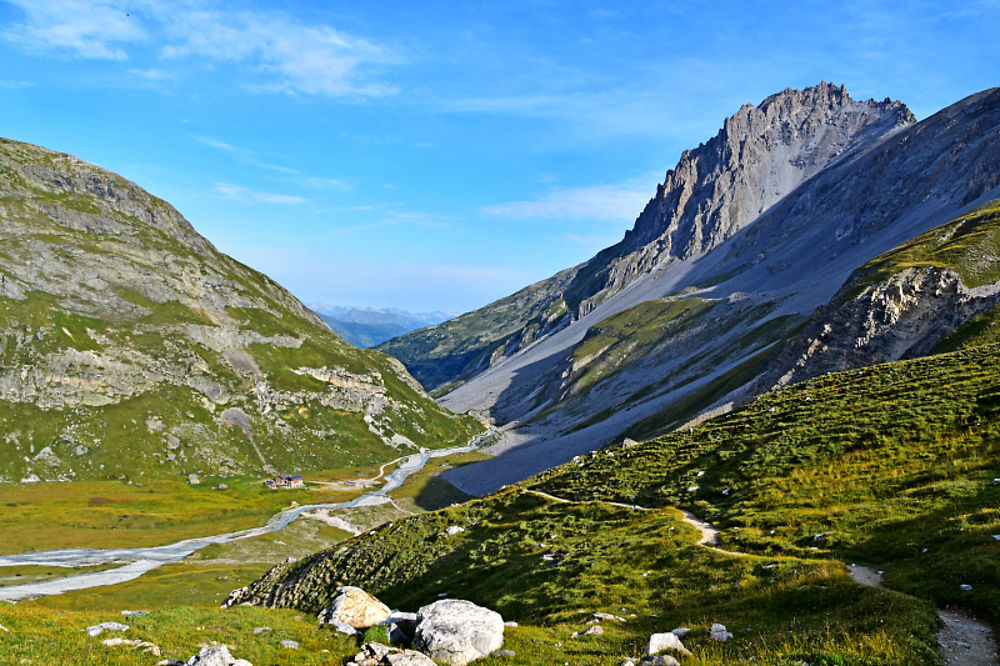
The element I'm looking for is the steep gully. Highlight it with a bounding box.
[0,430,494,602]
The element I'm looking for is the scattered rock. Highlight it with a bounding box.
[352,642,436,666]
[960,584,973,591]
[445,526,466,536]
[503,621,518,628]
[155,661,185,666]
[85,622,129,637]
[591,612,626,623]
[620,661,636,666]
[102,637,160,655]
[319,586,392,629]
[671,627,690,638]
[647,631,692,657]
[710,623,733,641]
[120,610,150,618]
[184,645,253,666]
[414,598,505,665]
[495,650,515,658]
[385,651,438,666]
[187,473,200,485]
[571,625,604,638]
[251,627,272,635]
[280,640,299,649]
[214,484,229,491]
[639,656,680,666]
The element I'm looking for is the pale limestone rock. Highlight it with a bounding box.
[318,586,391,629]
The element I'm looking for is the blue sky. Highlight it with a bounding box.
[1,1,998,313]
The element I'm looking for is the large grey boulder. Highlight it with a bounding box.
[185,645,252,666]
[414,599,504,665]
[318,586,391,629]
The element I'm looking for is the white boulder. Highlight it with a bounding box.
[647,631,692,657]
[414,599,505,665]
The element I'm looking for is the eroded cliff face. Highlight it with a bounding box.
[767,267,1000,391]
[0,138,478,483]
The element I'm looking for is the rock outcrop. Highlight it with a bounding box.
[351,642,436,666]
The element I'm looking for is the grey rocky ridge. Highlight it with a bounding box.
[0,138,480,483]
[379,83,914,390]
[380,84,1000,496]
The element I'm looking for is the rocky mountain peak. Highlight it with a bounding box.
[621,82,914,261]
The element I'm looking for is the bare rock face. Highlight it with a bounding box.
[582,83,915,313]
[413,599,505,666]
[318,586,391,629]
[764,266,1000,391]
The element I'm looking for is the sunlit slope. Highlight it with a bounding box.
[228,343,1000,663]
[0,138,480,483]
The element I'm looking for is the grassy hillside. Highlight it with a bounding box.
[0,137,481,484]
[226,343,1000,664]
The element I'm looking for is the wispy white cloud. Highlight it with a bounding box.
[193,134,351,189]
[128,67,171,80]
[1,0,400,97]
[213,182,307,206]
[481,178,654,222]
[2,0,145,60]
[156,6,401,97]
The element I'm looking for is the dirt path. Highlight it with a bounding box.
[848,564,997,665]
[523,489,649,512]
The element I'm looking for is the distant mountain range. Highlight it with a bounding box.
[380,83,1000,495]
[311,305,456,348]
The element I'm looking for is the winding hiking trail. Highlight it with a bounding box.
[526,488,997,665]
[847,564,998,665]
